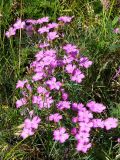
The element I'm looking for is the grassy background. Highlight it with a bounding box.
[0,0,120,159]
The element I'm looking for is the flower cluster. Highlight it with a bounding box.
[70,102,118,153]
[6,16,119,153]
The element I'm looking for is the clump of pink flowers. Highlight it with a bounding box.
[6,16,119,153]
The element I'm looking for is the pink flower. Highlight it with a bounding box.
[32,95,42,104]
[78,109,93,123]
[58,16,73,23]
[65,64,76,74]
[79,122,93,132]
[71,69,85,83]
[86,101,106,113]
[49,113,62,123]
[37,86,47,94]
[32,72,44,81]
[16,98,27,108]
[63,55,74,64]
[35,50,44,61]
[79,57,92,68]
[72,117,78,123]
[31,116,41,129]
[24,116,41,130]
[72,103,84,111]
[104,118,118,130]
[75,131,90,141]
[5,27,16,38]
[57,101,71,110]
[47,22,59,29]
[71,128,78,135]
[37,17,49,24]
[62,92,68,101]
[26,19,37,24]
[47,31,59,41]
[114,28,120,34]
[76,142,92,153]
[21,128,34,139]
[13,19,25,30]
[46,77,62,90]
[63,44,79,55]
[53,127,69,143]
[92,119,104,128]
[32,94,54,109]
[38,26,49,34]
[21,116,41,139]
[16,80,28,88]
[117,138,120,143]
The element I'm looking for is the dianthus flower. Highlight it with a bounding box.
[49,113,62,123]
[32,95,42,104]
[78,109,93,123]
[37,86,47,94]
[5,27,16,38]
[47,22,59,29]
[21,116,41,139]
[113,28,120,34]
[117,138,120,143]
[79,57,92,68]
[16,80,28,88]
[57,101,71,110]
[72,103,84,111]
[47,31,59,41]
[65,64,76,74]
[86,101,106,113]
[53,127,69,143]
[26,19,37,24]
[38,26,49,34]
[16,98,27,108]
[63,55,74,64]
[75,130,90,142]
[58,16,73,23]
[71,69,85,83]
[13,19,25,30]
[62,92,68,101]
[104,118,118,130]
[46,77,62,90]
[32,94,54,109]
[63,44,79,55]
[32,72,44,81]
[92,119,104,128]
[79,121,93,132]
[72,116,78,123]
[35,50,44,61]
[76,142,92,153]
[42,51,57,67]
[71,128,78,135]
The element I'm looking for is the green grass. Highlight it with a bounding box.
[0,0,120,159]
